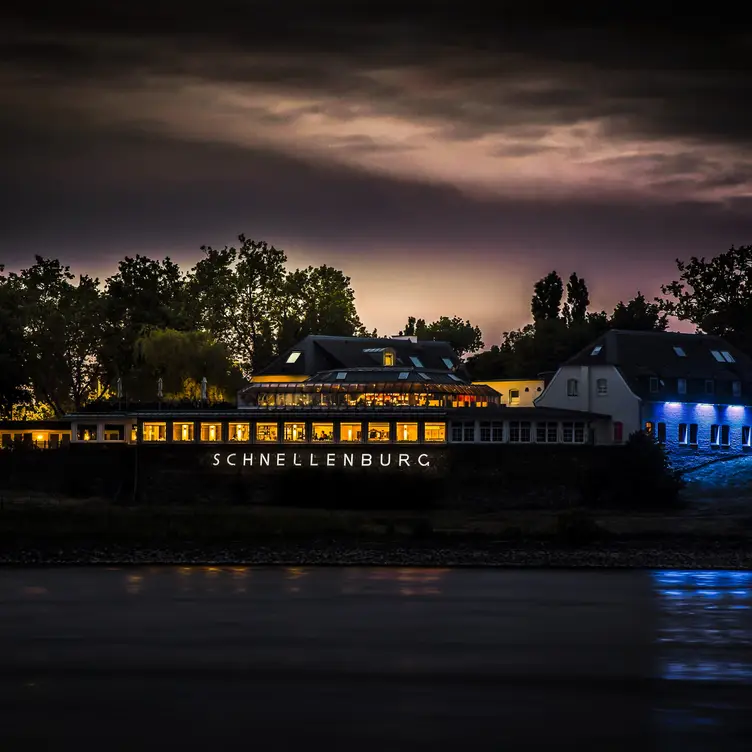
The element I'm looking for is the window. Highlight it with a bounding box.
[284,422,306,442]
[451,422,475,442]
[409,356,424,368]
[200,423,222,442]
[562,422,585,443]
[678,423,687,444]
[689,423,698,445]
[705,379,714,395]
[367,422,390,442]
[657,422,666,443]
[649,377,659,393]
[596,378,608,396]
[536,422,558,443]
[424,423,446,442]
[131,425,138,443]
[418,372,432,381]
[335,372,347,380]
[142,423,166,442]
[733,381,742,397]
[509,421,531,442]
[509,389,520,405]
[673,346,686,357]
[340,423,362,442]
[228,423,250,442]
[644,421,654,436]
[566,379,578,397]
[442,357,454,369]
[711,350,724,362]
[104,424,125,441]
[383,351,395,366]
[256,423,278,442]
[721,425,730,446]
[396,422,418,442]
[312,422,334,442]
[286,351,301,364]
[590,345,602,355]
[77,424,98,441]
[722,351,736,363]
[678,378,687,394]
[398,372,409,379]
[173,422,195,442]
[448,373,462,382]
[743,426,751,447]
[613,422,623,442]
[710,424,719,446]
[480,422,503,442]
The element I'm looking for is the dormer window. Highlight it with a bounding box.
[398,372,409,379]
[442,357,454,369]
[722,351,736,363]
[673,346,686,357]
[567,379,578,397]
[590,346,602,355]
[286,351,301,364]
[409,356,424,368]
[509,389,520,405]
[383,350,395,366]
[596,378,608,395]
[335,372,347,380]
[711,350,725,362]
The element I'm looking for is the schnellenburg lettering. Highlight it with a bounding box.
[211,452,432,468]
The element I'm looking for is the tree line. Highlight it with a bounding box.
[1,235,750,417]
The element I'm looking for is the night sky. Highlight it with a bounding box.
[2,5,751,341]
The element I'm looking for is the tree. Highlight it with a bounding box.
[186,236,288,375]
[0,267,30,417]
[129,329,244,402]
[563,273,589,325]
[531,271,564,322]
[398,315,484,357]
[6,257,106,415]
[659,245,752,351]
[610,292,668,331]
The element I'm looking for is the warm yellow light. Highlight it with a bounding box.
[182,425,189,440]
[209,426,216,440]
[36,434,45,441]
[348,428,352,440]
[403,425,407,440]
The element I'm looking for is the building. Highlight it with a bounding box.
[472,379,545,407]
[60,335,608,450]
[0,420,72,449]
[535,329,752,454]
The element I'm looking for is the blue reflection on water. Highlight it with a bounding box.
[652,570,752,682]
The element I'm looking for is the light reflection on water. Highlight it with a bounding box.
[653,571,752,683]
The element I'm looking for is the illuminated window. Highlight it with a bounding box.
[673,346,686,357]
[424,422,446,442]
[286,351,301,364]
[409,356,424,368]
[256,423,278,442]
[340,422,362,442]
[173,422,195,442]
[509,389,520,405]
[367,422,390,442]
[76,424,98,441]
[383,351,395,366]
[442,357,454,368]
[228,423,250,442]
[200,423,222,442]
[733,381,742,397]
[567,379,578,397]
[104,424,125,441]
[312,423,334,442]
[396,422,418,442]
[131,425,138,443]
[678,378,687,394]
[722,351,736,363]
[596,378,607,396]
[644,421,654,436]
[143,422,166,442]
[284,422,306,442]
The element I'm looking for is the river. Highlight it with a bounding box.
[0,567,750,750]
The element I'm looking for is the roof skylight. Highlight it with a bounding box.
[335,371,347,380]
[286,351,301,363]
[673,346,686,357]
[448,373,462,382]
[409,355,424,368]
[722,351,736,363]
[590,346,602,355]
[398,371,409,379]
[711,350,725,362]
[442,357,454,368]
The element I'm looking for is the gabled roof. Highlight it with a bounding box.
[256,335,464,378]
[565,330,752,387]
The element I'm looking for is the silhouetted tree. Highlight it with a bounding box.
[398,315,484,357]
[531,271,564,322]
[563,272,589,325]
[0,267,30,417]
[611,292,668,331]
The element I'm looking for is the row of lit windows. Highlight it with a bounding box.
[450,421,588,443]
[244,392,492,408]
[138,421,447,444]
[645,421,752,447]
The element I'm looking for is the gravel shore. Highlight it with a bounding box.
[1,541,751,568]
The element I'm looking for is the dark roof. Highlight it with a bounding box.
[239,381,499,397]
[565,330,752,403]
[255,335,463,378]
[0,420,71,429]
[310,368,471,385]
